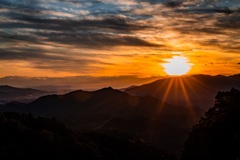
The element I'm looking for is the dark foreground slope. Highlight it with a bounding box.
[0,112,175,160]
[0,87,200,155]
[182,88,240,160]
[125,74,240,109]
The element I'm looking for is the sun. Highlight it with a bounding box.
[162,55,193,76]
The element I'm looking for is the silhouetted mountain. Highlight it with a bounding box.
[125,74,240,109]
[0,87,200,156]
[0,85,50,104]
[119,85,138,92]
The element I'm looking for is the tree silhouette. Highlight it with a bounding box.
[0,112,175,160]
[182,88,240,160]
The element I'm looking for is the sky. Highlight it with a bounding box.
[0,0,240,80]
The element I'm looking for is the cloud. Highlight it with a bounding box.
[0,30,159,49]
[214,8,235,14]
[0,0,240,77]
[0,7,159,48]
[3,11,146,31]
[163,0,183,8]
[165,2,240,52]
[136,0,183,7]
[36,33,160,48]
[215,13,240,29]
[0,45,114,74]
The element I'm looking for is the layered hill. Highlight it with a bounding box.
[0,85,49,104]
[0,87,200,155]
[2,74,238,155]
[125,74,240,109]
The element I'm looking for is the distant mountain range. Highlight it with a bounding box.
[125,74,240,109]
[0,74,239,156]
[0,75,160,91]
[0,87,202,155]
[0,85,50,104]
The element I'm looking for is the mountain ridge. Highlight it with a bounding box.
[1,74,239,155]
[0,85,50,104]
[125,74,240,108]
[0,87,200,155]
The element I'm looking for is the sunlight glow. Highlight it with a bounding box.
[162,56,193,76]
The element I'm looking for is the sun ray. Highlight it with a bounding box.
[145,78,174,142]
[160,78,174,107]
[189,76,212,90]
[179,78,191,106]
[179,78,197,121]
[182,77,198,97]
[155,78,172,96]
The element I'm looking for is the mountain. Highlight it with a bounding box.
[0,85,50,104]
[125,74,240,110]
[0,75,239,157]
[0,87,201,155]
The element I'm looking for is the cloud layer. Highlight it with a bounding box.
[0,0,239,77]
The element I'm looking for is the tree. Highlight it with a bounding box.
[0,112,176,160]
[182,88,240,160]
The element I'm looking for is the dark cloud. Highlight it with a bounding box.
[215,8,235,14]
[167,5,240,52]
[175,8,217,14]
[0,32,37,44]
[215,14,240,29]
[137,0,183,7]
[0,31,159,48]
[0,47,113,73]
[0,48,87,64]
[172,6,240,34]
[57,0,101,3]
[175,7,240,14]
[136,0,162,4]
[163,1,183,8]
[36,32,160,47]
[0,9,159,48]
[1,8,144,31]
[0,48,56,61]
[238,62,240,65]
[0,45,113,63]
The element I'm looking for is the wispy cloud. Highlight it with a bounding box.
[0,0,239,77]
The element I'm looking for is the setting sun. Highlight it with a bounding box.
[162,56,193,76]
